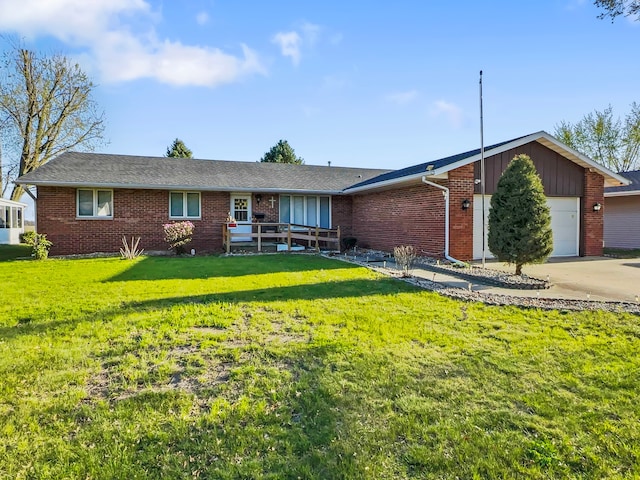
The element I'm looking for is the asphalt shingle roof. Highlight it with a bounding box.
[16,152,391,193]
[605,170,640,194]
[345,136,525,190]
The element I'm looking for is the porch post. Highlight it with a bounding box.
[257,224,262,252]
[315,226,319,251]
[287,226,292,251]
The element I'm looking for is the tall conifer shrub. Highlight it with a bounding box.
[488,154,553,275]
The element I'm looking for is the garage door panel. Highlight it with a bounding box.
[473,195,579,259]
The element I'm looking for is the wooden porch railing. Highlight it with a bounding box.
[222,222,341,254]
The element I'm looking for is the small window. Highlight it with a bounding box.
[170,192,201,219]
[77,189,113,218]
[0,206,8,229]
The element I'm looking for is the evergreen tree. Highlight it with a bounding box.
[488,154,553,275]
[260,139,304,164]
[165,138,193,158]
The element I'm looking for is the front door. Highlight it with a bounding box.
[230,194,252,241]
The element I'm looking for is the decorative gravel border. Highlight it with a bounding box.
[332,250,550,289]
[415,261,550,290]
[329,253,640,315]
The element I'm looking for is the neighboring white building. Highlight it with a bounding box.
[0,198,27,244]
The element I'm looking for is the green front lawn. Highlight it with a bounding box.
[0,254,638,479]
[0,243,31,261]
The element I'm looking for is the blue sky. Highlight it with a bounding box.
[0,0,638,172]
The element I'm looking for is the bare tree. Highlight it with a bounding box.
[0,40,106,201]
[594,0,640,22]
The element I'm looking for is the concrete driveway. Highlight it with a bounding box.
[478,256,640,302]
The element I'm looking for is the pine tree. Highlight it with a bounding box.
[488,154,553,275]
[260,140,304,164]
[165,138,193,158]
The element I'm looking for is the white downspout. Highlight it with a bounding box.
[421,176,464,265]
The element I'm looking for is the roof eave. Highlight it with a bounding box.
[604,190,640,197]
[0,197,28,207]
[344,131,631,193]
[343,171,448,194]
[534,132,630,187]
[14,180,344,195]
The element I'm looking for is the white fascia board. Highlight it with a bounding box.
[0,197,28,207]
[605,190,640,197]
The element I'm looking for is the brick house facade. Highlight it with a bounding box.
[17,132,627,258]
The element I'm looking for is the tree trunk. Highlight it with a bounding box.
[515,263,523,275]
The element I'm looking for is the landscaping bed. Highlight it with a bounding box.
[334,250,640,314]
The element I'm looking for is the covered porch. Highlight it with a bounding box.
[0,198,27,245]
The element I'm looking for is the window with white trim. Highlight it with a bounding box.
[170,192,201,219]
[77,189,113,218]
[279,195,331,228]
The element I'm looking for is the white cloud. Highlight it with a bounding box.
[0,0,149,43]
[386,90,419,105]
[196,11,209,26]
[272,31,302,65]
[430,100,464,128]
[0,0,265,87]
[95,32,264,86]
[272,22,324,65]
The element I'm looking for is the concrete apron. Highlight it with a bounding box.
[467,256,640,303]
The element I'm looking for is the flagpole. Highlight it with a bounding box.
[479,70,486,268]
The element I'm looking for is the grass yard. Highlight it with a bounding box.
[0,251,639,479]
[603,247,640,259]
[0,244,31,261]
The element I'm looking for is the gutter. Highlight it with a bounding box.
[421,175,464,265]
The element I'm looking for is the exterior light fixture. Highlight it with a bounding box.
[255,194,262,205]
[593,202,602,212]
[462,199,471,210]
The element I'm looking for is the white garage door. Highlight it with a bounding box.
[473,195,579,260]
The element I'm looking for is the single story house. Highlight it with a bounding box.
[604,169,640,249]
[0,197,27,245]
[15,131,628,259]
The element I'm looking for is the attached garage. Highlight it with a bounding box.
[321,131,629,261]
[473,195,579,259]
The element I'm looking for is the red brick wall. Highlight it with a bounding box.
[351,183,446,256]
[582,171,604,256]
[446,164,475,260]
[251,193,279,222]
[331,196,353,237]
[37,187,230,255]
